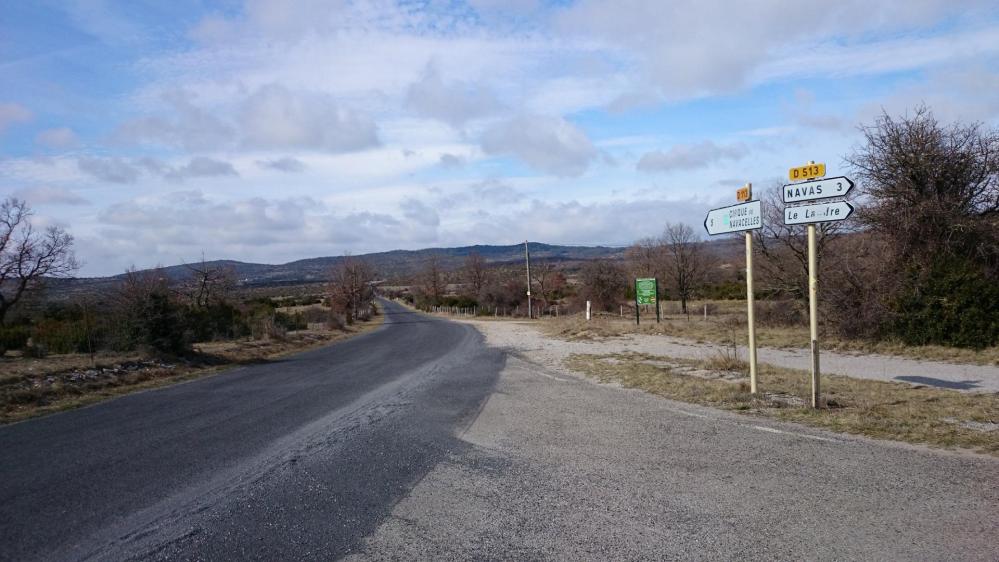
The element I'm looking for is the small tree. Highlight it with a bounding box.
[530,260,565,310]
[329,255,376,325]
[753,184,844,303]
[662,222,707,316]
[462,251,489,298]
[416,254,446,307]
[0,198,79,326]
[579,259,625,312]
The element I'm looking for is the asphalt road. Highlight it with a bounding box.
[0,300,504,561]
[1,301,996,561]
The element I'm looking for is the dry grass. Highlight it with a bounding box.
[541,302,999,366]
[565,352,999,455]
[0,312,384,425]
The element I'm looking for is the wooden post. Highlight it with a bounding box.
[746,231,758,395]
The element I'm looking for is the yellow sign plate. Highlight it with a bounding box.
[788,163,826,182]
[736,186,751,202]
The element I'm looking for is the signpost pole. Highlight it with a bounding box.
[745,231,758,395]
[655,279,661,324]
[525,240,532,319]
[808,223,820,407]
[635,285,640,326]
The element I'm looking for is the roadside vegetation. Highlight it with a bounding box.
[398,106,997,362]
[565,352,999,455]
[0,207,382,422]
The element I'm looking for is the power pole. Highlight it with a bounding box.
[525,240,532,319]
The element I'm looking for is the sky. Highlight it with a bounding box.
[2,0,998,277]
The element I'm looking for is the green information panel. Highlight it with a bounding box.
[635,278,657,305]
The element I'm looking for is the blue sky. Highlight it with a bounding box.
[2,0,998,276]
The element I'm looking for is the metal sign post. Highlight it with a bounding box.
[703,184,761,394]
[782,162,854,408]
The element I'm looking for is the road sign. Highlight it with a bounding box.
[782,176,854,204]
[635,278,657,305]
[736,185,751,202]
[788,162,825,182]
[703,200,762,235]
[783,201,854,225]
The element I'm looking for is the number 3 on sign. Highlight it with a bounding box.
[789,163,826,181]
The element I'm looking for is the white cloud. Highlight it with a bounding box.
[35,127,80,148]
[77,156,141,184]
[239,83,380,152]
[163,157,238,182]
[637,141,750,173]
[481,114,598,177]
[116,89,234,151]
[11,185,89,206]
[0,102,32,133]
[406,62,503,128]
[439,153,465,168]
[256,156,307,172]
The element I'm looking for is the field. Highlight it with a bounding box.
[540,299,999,366]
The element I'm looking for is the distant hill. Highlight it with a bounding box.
[49,243,632,296]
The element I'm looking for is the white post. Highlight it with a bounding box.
[746,230,758,395]
[586,301,592,321]
[704,303,708,321]
[808,223,821,408]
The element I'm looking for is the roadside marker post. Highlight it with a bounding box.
[782,161,854,408]
[703,184,761,394]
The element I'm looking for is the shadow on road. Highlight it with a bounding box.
[893,375,983,391]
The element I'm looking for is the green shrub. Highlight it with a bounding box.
[890,258,999,349]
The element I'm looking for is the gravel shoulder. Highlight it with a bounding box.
[347,318,999,561]
[465,319,999,393]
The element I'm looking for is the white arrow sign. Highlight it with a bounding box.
[704,200,762,235]
[784,201,854,225]
[782,176,854,203]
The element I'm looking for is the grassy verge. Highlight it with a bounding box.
[543,314,999,366]
[0,312,384,425]
[564,352,999,456]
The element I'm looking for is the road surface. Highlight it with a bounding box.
[1,301,996,560]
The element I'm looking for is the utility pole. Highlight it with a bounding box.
[525,240,532,319]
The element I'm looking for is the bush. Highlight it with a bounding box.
[0,324,30,355]
[890,258,999,349]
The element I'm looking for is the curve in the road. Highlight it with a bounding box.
[0,300,504,561]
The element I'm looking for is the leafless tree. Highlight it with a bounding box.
[329,255,376,325]
[0,198,79,326]
[178,257,236,308]
[662,222,707,316]
[416,254,446,306]
[625,236,667,281]
[846,105,999,273]
[530,260,566,309]
[753,184,845,302]
[579,259,626,312]
[462,251,489,297]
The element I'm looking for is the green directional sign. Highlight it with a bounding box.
[635,278,657,306]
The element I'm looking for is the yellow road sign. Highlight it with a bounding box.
[736,185,751,202]
[788,162,826,182]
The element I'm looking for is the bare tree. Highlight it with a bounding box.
[753,184,844,302]
[0,198,79,326]
[625,236,667,281]
[530,260,566,310]
[579,259,625,312]
[178,256,236,308]
[329,255,376,325]
[847,105,999,272]
[416,254,446,306]
[661,222,707,316]
[462,251,489,297]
